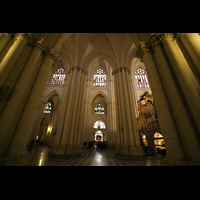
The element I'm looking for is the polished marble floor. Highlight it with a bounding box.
[29,144,161,166]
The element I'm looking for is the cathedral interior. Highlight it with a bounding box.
[0,33,199,166]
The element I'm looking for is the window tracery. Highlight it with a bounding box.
[94,104,105,114]
[93,68,106,87]
[44,102,52,113]
[135,67,149,89]
[51,68,66,85]
[93,120,106,129]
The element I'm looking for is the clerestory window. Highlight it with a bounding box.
[135,67,149,89]
[51,68,66,85]
[93,68,106,87]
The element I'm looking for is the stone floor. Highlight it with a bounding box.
[29,144,161,166]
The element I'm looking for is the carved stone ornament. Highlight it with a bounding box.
[50,48,60,62]
[14,33,29,42]
[37,38,48,52]
[135,42,150,59]
[136,33,180,59]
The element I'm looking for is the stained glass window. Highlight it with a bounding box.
[135,67,149,89]
[44,102,52,113]
[94,104,104,114]
[93,120,106,129]
[93,68,106,87]
[51,68,66,85]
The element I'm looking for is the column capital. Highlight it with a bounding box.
[148,33,176,50]
[135,42,150,59]
[49,48,60,64]
[4,33,16,40]
[112,66,130,75]
[37,37,48,52]
[14,33,29,42]
[173,33,185,40]
[136,33,177,59]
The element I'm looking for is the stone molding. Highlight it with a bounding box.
[68,66,87,75]
[112,66,131,75]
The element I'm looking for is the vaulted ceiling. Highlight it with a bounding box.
[59,33,137,71]
[27,33,152,71]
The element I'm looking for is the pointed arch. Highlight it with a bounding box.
[82,52,117,71]
[92,117,107,129]
[44,90,61,103]
[90,91,108,104]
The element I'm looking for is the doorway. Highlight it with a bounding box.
[95,131,103,141]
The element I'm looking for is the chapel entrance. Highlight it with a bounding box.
[95,131,103,141]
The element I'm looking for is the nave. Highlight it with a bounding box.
[29,144,161,166]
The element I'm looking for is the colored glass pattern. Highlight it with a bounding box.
[94,104,104,114]
[44,102,52,113]
[135,67,149,89]
[93,68,106,87]
[51,68,66,85]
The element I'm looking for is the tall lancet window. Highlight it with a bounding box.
[135,67,149,89]
[93,68,106,87]
[51,68,66,85]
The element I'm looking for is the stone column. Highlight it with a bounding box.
[75,72,87,151]
[136,40,190,165]
[160,34,200,138]
[113,67,144,160]
[152,39,200,163]
[0,44,43,156]
[110,77,117,148]
[53,68,86,156]
[0,33,29,86]
[28,102,46,145]
[52,69,73,150]
[2,52,53,166]
[0,33,13,55]
[153,34,200,165]
[176,33,200,85]
[50,99,64,146]
[114,70,123,154]
[66,69,84,155]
